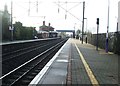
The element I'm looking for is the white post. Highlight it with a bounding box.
[106,0,110,53]
[118,1,120,32]
[11,0,13,41]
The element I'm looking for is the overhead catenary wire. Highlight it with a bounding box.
[11,1,42,18]
[58,0,60,13]
[28,0,31,16]
[54,2,82,22]
[68,2,82,11]
[36,0,38,13]
[65,1,67,19]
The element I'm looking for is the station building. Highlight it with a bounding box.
[37,21,58,38]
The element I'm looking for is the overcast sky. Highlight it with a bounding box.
[0,0,120,33]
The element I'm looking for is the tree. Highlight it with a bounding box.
[13,22,23,40]
[13,21,37,40]
[76,29,81,35]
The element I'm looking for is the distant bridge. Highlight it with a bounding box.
[56,30,75,32]
[56,30,75,38]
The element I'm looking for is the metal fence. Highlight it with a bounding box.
[87,32,120,55]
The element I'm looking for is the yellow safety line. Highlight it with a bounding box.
[74,43,99,86]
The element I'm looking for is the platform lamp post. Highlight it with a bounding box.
[106,0,110,53]
[116,17,118,32]
[74,23,76,38]
[84,18,87,44]
[84,18,87,32]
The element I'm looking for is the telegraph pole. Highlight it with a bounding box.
[82,1,85,44]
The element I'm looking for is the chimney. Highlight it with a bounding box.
[48,23,51,27]
[43,21,45,25]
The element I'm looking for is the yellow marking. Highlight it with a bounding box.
[74,43,99,86]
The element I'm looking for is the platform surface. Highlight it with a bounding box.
[30,38,119,85]
[30,38,71,85]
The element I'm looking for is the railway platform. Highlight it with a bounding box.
[29,38,119,85]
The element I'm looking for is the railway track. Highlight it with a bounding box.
[2,39,56,56]
[2,39,58,61]
[2,38,64,75]
[1,38,68,86]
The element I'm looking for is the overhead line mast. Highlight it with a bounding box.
[82,1,85,44]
